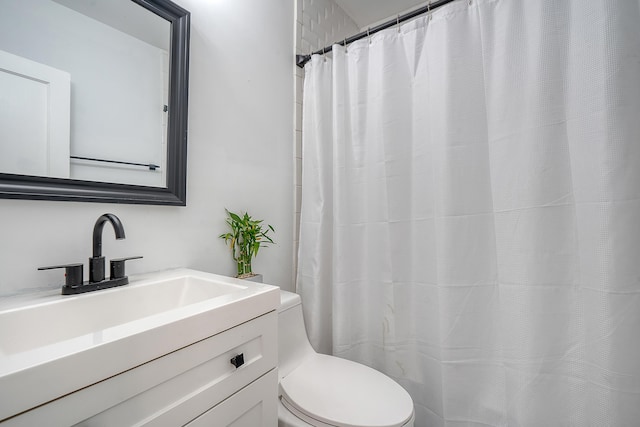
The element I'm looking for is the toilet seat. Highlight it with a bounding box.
[280,353,414,427]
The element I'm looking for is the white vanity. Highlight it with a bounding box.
[0,269,279,426]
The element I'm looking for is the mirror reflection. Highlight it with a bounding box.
[0,0,170,187]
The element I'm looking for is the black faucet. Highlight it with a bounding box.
[39,213,141,295]
[90,213,126,283]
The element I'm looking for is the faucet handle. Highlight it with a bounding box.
[109,256,143,280]
[38,263,84,288]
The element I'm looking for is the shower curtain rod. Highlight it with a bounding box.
[296,0,457,68]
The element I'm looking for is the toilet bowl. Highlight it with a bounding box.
[278,290,415,427]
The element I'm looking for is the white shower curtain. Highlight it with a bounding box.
[297,0,640,426]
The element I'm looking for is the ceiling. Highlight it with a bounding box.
[333,0,427,29]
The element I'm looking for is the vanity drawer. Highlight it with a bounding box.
[5,311,277,427]
[186,369,278,427]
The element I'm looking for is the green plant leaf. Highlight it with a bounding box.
[220,208,275,275]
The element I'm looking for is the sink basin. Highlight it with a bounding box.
[1,274,246,356]
[0,268,279,423]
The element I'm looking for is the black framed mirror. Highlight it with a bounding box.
[0,0,189,205]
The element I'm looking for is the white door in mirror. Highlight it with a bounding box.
[0,49,70,179]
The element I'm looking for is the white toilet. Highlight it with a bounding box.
[278,290,415,427]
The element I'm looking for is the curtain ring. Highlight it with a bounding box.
[428,0,433,21]
[367,27,371,44]
[397,14,401,32]
[322,46,327,62]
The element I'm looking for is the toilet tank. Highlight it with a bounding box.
[278,291,316,382]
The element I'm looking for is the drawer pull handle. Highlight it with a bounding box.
[230,353,245,368]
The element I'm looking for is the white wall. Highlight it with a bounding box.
[360,2,430,31]
[0,0,294,296]
[297,0,358,56]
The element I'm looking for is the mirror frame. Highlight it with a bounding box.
[0,0,190,206]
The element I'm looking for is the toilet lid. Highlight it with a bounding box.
[280,354,414,427]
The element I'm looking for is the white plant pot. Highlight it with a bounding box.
[238,273,263,283]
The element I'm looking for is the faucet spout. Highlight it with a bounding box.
[90,213,125,283]
[92,213,126,258]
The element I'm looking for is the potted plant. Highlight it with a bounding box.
[219,209,275,281]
